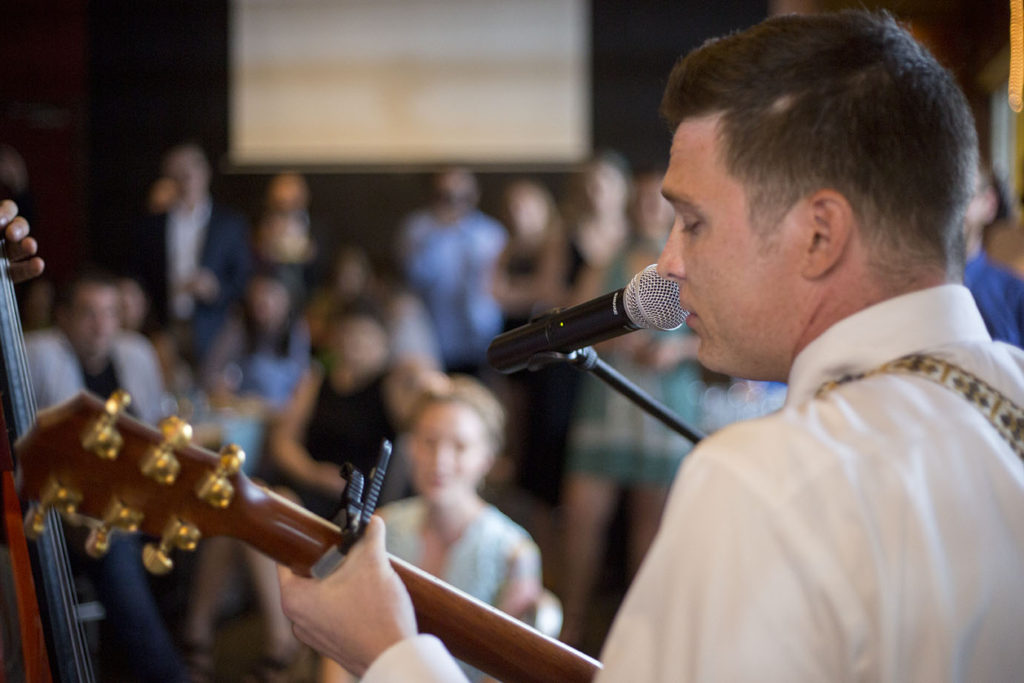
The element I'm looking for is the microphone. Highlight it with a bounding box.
[487,264,687,374]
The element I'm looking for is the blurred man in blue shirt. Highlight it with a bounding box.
[399,167,506,375]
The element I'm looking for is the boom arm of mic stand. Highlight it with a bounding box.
[526,347,706,445]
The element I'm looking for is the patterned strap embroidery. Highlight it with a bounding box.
[816,354,1024,461]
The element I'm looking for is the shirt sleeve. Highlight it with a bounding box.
[362,635,470,683]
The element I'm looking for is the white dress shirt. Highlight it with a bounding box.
[365,284,1024,682]
[166,198,212,320]
[25,328,168,424]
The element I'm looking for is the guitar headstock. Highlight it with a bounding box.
[16,391,341,576]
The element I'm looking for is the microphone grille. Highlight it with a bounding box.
[623,264,687,330]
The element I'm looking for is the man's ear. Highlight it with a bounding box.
[800,189,855,279]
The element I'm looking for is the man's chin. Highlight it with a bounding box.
[699,347,752,381]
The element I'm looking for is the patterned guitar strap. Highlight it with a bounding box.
[816,353,1024,462]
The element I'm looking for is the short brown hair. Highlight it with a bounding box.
[410,374,506,457]
[56,266,119,311]
[661,11,977,281]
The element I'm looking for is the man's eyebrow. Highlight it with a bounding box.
[661,187,698,211]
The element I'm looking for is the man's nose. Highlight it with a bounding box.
[657,223,685,282]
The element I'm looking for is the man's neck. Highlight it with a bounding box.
[789,265,946,378]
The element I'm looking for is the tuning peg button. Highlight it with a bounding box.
[142,543,173,575]
[196,444,246,509]
[103,499,144,533]
[81,389,131,460]
[24,479,85,540]
[85,498,146,558]
[39,478,83,520]
[23,504,46,540]
[85,526,111,558]
[141,416,192,485]
[142,517,200,575]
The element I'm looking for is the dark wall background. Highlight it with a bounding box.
[0,0,87,286]
[4,0,769,284]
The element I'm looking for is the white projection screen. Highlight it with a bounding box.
[229,0,590,167]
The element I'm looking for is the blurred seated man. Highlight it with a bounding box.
[24,268,185,682]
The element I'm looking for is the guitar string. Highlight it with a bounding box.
[0,240,96,682]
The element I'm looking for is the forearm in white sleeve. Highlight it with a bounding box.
[362,635,470,683]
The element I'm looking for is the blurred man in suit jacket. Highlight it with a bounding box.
[131,142,251,368]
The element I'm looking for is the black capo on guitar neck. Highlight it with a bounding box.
[337,438,392,553]
[311,439,392,578]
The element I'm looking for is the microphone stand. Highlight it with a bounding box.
[525,346,706,445]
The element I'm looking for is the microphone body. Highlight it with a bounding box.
[488,289,635,374]
[487,265,685,374]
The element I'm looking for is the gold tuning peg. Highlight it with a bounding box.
[24,478,84,540]
[81,389,132,460]
[23,504,46,540]
[141,415,192,485]
[85,526,112,558]
[195,444,246,509]
[142,518,200,575]
[85,499,145,558]
[42,478,83,519]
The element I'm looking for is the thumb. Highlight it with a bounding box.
[361,515,387,557]
[276,562,296,590]
[340,515,388,571]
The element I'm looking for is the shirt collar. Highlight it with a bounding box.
[169,197,212,227]
[785,284,991,406]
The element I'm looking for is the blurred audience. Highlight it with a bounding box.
[252,209,316,307]
[306,245,373,358]
[19,277,54,332]
[116,275,151,333]
[486,179,571,576]
[561,151,632,304]
[24,269,184,682]
[370,256,443,373]
[147,176,179,215]
[268,299,400,520]
[963,165,1024,347]
[308,245,442,373]
[183,269,312,683]
[26,269,167,422]
[492,179,568,328]
[263,171,330,292]
[399,167,506,376]
[264,172,311,216]
[558,168,702,651]
[982,167,1024,277]
[507,153,636,589]
[201,269,310,413]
